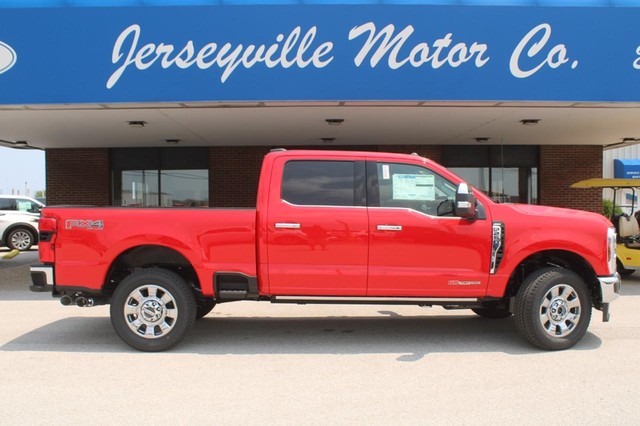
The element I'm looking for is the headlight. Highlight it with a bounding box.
[607,226,617,275]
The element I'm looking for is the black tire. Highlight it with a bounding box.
[514,267,591,351]
[195,298,216,320]
[617,259,634,277]
[7,227,34,251]
[110,268,196,352]
[472,306,512,319]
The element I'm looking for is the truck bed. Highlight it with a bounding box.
[42,207,257,294]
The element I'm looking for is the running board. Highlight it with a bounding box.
[271,296,479,305]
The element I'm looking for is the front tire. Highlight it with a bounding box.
[515,267,591,351]
[110,268,196,352]
[7,228,34,251]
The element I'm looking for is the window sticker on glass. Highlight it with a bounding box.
[392,174,435,200]
[16,201,31,212]
[382,164,390,180]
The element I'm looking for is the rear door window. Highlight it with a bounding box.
[281,160,357,207]
[0,198,16,210]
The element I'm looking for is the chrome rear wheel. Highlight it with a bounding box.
[123,284,179,338]
[111,269,196,352]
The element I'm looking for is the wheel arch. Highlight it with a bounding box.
[1,222,39,246]
[504,249,600,306]
[103,244,202,299]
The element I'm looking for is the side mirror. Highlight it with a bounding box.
[455,183,477,219]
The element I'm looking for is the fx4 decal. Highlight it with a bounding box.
[65,219,104,230]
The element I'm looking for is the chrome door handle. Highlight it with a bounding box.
[377,225,402,231]
[275,222,301,229]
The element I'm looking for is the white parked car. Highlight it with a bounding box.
[0,195,44,251]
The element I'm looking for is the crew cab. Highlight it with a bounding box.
[30,150,620,351]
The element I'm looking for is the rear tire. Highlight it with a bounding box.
[514,267,591,351]
[7,228,34,251]
[110,268,196,352]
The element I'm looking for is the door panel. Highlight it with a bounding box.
[267,158,369,296]
[367,161,491,297]
[368,209,491,296]
[268,207,369,295]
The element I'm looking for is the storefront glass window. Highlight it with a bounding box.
[449,166,538,204]
[121,170,159,207]
[442,145,539,205]
[160,170,209,207]
[112,148,209,207]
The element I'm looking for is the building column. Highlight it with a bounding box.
[539,145,603,214]
[209,146,272,208]
[45,148,110,206]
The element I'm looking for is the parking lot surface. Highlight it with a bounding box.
[1,253,639,425]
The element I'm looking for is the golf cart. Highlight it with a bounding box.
[571,178,640,276]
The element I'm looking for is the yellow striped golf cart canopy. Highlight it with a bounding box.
[571,179,640,189]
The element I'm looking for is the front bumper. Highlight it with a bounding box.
[597,272,621,322]
[30,264,54,293]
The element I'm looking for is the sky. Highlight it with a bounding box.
[0,147,46,197]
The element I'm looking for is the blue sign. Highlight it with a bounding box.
[614,159,640,179]
[1,5,640,104]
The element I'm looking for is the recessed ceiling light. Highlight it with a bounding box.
[128,121,147,128]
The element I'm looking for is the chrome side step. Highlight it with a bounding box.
[271,296,479,305]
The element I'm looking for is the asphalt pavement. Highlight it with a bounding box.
[1,254,639,425]
[0,247,39,268]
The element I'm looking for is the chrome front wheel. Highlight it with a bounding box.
[539,284,581,338]
[515,267,591,351]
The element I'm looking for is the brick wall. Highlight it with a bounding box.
[539,145,602,214]
[46,148,110,206]
[45,145,601,213]
[208,145,440,207]
[209,146,272,207]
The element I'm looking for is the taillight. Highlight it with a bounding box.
[38,216,57,263]
[39,217,57,232]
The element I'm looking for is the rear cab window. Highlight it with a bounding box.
[281,160,365,207]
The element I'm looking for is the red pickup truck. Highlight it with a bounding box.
[30,150,620,351]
